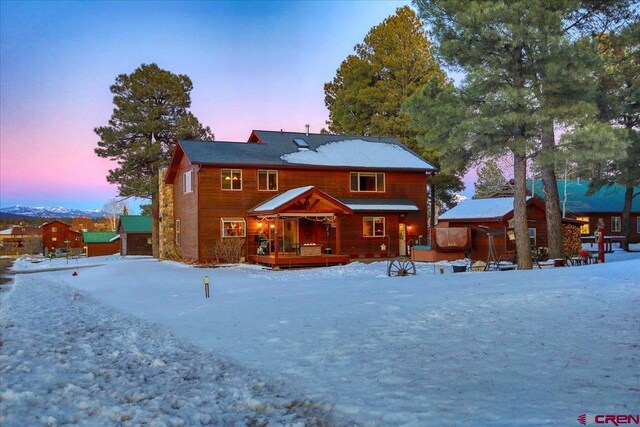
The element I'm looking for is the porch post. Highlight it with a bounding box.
[336,216,342,255]
[274,217,279,260]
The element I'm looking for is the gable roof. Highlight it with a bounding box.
[166,130,436,182]
[248,186,352,216]
[439,197,532,221]
[83,231,119,243]
[118,216,152,233]
[528,180,640,213]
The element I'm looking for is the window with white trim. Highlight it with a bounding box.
[221,219,246,237]
[51,237,57,242]
[183,170,193,194]
[175,220,181,245]
[350,172,385,192]
[221,169,242,190]
[258,170,278,191]
[528,228,536,247]
[611,216,621,232]
[363,217,385,237]
[51,226,57,233]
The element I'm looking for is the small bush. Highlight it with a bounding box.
[210,238,245,264]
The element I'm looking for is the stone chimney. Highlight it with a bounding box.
[158,167,174,260]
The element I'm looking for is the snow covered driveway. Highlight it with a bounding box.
[0,270,339,426]
[2,255,639,426]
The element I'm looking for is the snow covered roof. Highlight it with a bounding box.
[250,186,315,213]
[280,139,435,169]
[439,197,531,220]
[0,228,12,235]
[339,198,419,212]
[175,131,437,171]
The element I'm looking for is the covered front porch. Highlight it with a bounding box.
[247,186,353,268]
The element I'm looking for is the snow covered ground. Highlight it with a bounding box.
[2,250,639,426]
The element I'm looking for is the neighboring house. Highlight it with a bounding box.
[0,225,42,254]
[118,216,152,256]
[82,231,120,257]
[528,179,640,243]
[438,197,583,262]
[42,220,83,254]
[163,130,437,266]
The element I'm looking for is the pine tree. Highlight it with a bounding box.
[474,160,508,199]
[95,63,213,256]
[324,6,465,213]
[592,22,640,250]
[412,0,634,268]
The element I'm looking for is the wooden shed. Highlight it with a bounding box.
[438,196,582,262]
[117,216,152,256]
[82,231,120,257]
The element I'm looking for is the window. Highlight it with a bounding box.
[637,216,640,233]
[576,216,590,235]
[611,216,621,232]
[221,169,242,190]
[183,170,193,194]
[221,219,246,237]
[363,217,385,237]
[51,226,57,233]
[175,220,181,245]
[528,228,536,247]
[350,172,385,192]
[258,170,278,191]
[52,237,57,242]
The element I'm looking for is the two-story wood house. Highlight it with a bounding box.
[163,130,436,267]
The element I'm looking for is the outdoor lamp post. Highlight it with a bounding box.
[203,276,210,298]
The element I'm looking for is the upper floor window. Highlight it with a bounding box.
[363,217,385,237]
[350,172,384,192]
[183,170,193,194]
[221,218,246,237]
[51,226,58,233]
[222,169,242,190]
[576,216,590,235]
[611,216,621,232]
[258,170,278,191]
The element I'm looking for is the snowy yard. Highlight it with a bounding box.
[1,251,639,426]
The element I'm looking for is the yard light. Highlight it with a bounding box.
[203,276,210,298]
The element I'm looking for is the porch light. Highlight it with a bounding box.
[270,224,275,229]
[407,225,413,231]
[258,221,263,228]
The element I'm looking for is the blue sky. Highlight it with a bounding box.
[0,0,473,212]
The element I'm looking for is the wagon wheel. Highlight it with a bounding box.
[387,257,417,277]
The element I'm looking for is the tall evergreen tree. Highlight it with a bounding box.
[95,63,213,256]
[592,22,640,250]
[412,0,633,268]
[474,160,509,199]
[324,6,465,212]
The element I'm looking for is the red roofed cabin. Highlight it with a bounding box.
[163,130,436,267]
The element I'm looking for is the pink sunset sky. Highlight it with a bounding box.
[0,1,475,212]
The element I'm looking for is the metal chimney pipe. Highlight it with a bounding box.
[305,124,310,136]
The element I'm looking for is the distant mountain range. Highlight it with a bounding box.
[0,205,106,219]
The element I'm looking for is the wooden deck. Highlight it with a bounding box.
[249,254,350,268]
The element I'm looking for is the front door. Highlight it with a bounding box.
[399,223,406,256]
